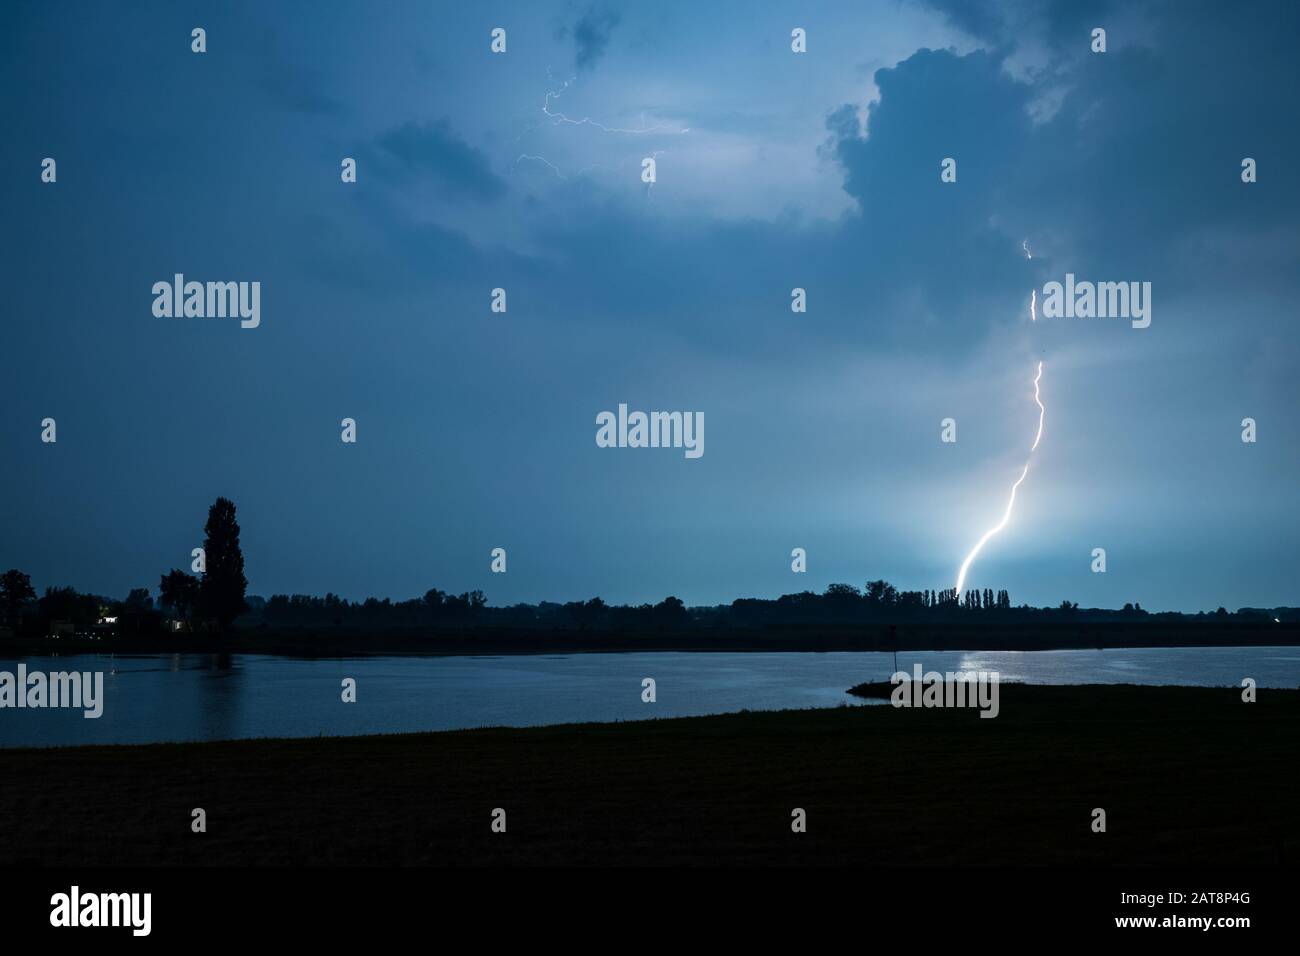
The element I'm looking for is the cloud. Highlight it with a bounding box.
[243,25,346,116]
[914,0,1118,50]
[569,5,621,72]
[820,48,1035,347]
[348,20,1300,359]
[257,57,344,116]
[375,120,507,201]
[914,0,1008,43]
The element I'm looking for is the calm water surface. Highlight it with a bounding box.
[1,646,1297,748]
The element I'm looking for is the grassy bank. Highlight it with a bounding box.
[1,684,1297,866]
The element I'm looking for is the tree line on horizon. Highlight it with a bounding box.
[0,497,1294,639]
[0,497,248,639]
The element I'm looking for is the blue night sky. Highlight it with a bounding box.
[2,0,1297,611]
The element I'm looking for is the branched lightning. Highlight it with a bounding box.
[513,71,690,181]
[954,361,1045,596]
[540,74,690,135]
[514,154,567,179]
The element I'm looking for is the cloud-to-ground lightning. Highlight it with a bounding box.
[954,361,1046,597]
[1025,238,1036,319]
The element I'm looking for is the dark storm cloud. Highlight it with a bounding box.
[913,0,1007,43]
[331,20,1299,356]
[826,48,1035,345]
[568,5,621,72]
[915,0,1118,49]
[235,23,348,115]
[823,15,1300,329]
[256,56,345,116]
[375,120,507,200]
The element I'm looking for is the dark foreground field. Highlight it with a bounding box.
[2,684,1297,866]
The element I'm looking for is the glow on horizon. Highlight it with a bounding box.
[954,361,1046,597]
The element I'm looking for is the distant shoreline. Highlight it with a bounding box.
[3,619,1297,658]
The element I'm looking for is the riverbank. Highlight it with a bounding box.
[6,618,1297,657]
[1,683,1296,866]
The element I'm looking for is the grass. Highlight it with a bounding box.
[1,684,1296,866]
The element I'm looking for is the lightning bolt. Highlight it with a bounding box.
[539,74,690,135]
[513,72,689,182]
[1026,237,1037,320]
[954,361,1046,597]
[514,154,567,179]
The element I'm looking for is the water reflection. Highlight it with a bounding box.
[1,646,1296,748]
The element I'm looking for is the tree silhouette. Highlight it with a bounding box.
[39,586,100,627]
[159,569,200,629]
[864,580,897,606]
[0,569,36,628]
[199,497,247,631]
[653,595,689,627]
